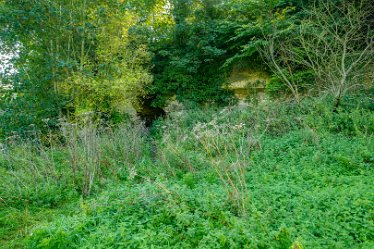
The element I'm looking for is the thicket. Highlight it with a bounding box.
[0,0,373,248]
[1,96,373,248]
[1,0,372,136]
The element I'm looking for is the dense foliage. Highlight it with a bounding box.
[0,0,373,248]
[1,97,373,248]
[1,0,371,136]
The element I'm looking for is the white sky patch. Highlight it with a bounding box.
[0,41,19,91]
[162,0,171,14]
[0,41,19,77]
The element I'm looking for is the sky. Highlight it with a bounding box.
[0,41,17,79]
[0,43,17,91]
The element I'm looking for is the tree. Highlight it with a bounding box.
[260,0,373,106]
[149,0,235,107]
[257,1,308,101]
[0,0,154,136]
[297,0,373,110]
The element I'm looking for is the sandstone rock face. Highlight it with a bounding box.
[227,66,270,100]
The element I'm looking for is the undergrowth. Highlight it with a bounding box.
[1,95,373,248]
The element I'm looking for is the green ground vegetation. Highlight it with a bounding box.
[1,96,373,248]
[0,0,373,248]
